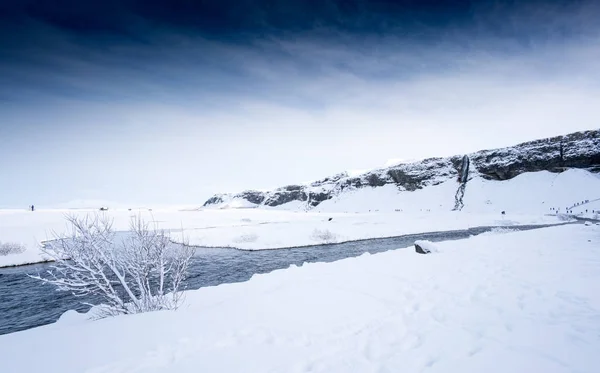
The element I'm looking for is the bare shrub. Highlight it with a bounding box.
[310,229,338,244]
[0,242,26,256]
[232,233,258,243]
[30,214,194,318]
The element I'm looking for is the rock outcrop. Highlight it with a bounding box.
[203,129,599,209]
[414,243,431,254]
[470,130,600,180]
[414,240,439,254]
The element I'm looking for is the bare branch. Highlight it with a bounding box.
[30,213,195,318]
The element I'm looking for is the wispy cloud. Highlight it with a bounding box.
[1,0,599,207]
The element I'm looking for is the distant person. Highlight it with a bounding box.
[31,205,34,211]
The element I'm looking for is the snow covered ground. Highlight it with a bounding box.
[1,224,599,372]
[0,208,566,267]
[2,169,598,267]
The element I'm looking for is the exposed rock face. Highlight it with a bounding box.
[203,129,599,209]
[264,190,307,206]
[203,194,226,206]
[414,243,431,254]
[414,240,438,254]
[238,191,266,205]
[470,130,600,180]
[308,191,333,207]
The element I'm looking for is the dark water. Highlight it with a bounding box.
[0,224,563,335]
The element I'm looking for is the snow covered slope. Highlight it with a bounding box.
[2,224,599,372]
[312,169,600,214]
[463,169,600,214]
[203,129,599,210]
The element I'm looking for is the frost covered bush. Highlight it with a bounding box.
[233,233,258,243]
[31,214,194,318]
[311,229,338,244]
[0,242,26,256]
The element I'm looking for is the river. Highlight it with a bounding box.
[0,224,562,335]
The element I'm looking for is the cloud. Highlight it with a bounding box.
[1,1,600,207]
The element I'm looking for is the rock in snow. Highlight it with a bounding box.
[415,243,429,254]
[203,129,600,209]
[414,240,439,254]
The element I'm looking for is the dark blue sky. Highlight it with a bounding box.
[1,0,599,208]
[2,0,596,103]
[1,0,589,36]
[0,1,497,38]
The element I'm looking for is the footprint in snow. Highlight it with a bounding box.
[400,332,423,350]
[467,344,483,357]
[432,308,447,323]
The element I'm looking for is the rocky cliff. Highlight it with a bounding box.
[203,129,600,209]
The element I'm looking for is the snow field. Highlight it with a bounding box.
[1,224,599,372]
[0,208,564,267]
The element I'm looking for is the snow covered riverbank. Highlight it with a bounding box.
[0,208,567,267]
[2,168,598,267]
[1,224,598,372]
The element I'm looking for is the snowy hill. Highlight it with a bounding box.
[313,169,600,214]
[203,129,600,211]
